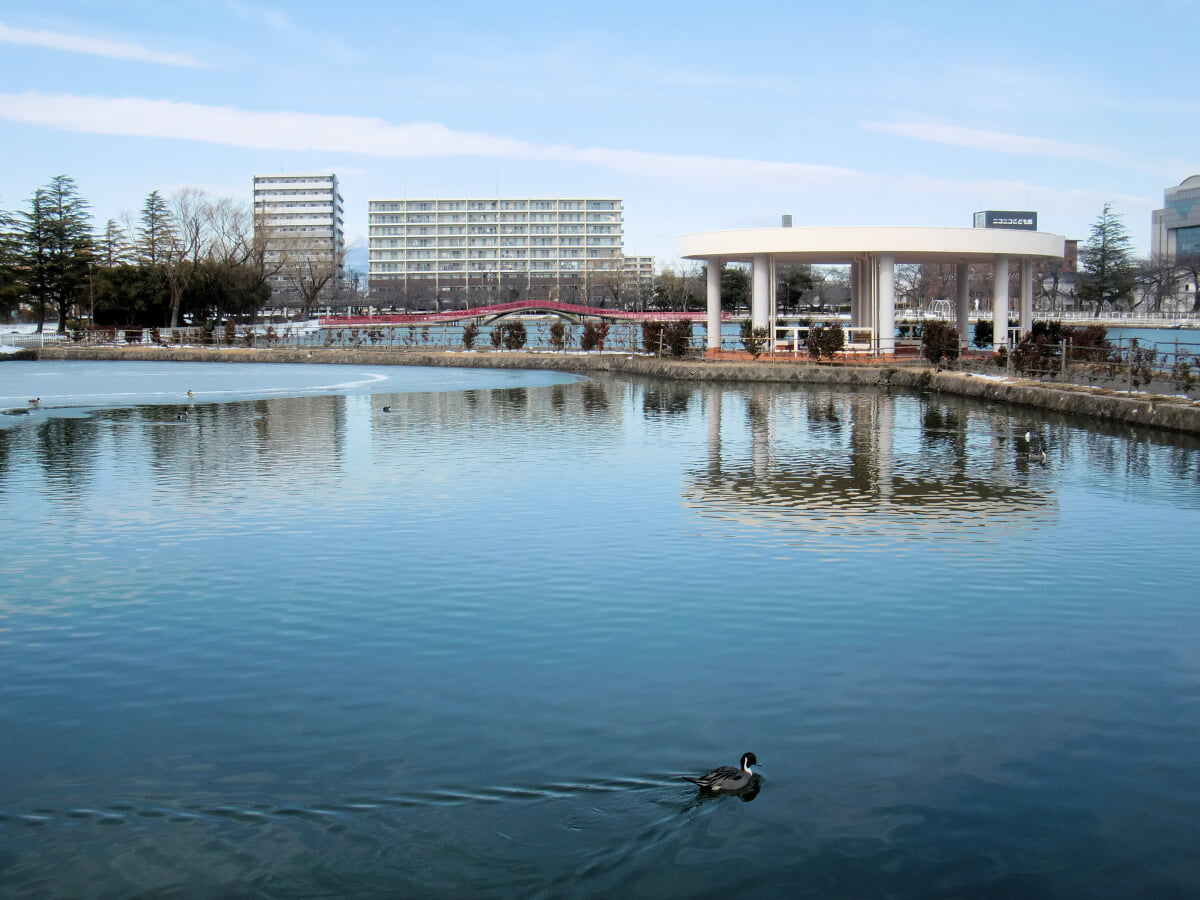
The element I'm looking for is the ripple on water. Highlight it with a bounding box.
[3,368,1200,897]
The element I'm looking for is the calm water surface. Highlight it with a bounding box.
[2,360,1200,898]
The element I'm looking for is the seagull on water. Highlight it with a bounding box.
[684,752,760,793]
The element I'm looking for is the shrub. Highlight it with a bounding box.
[502,321,527,350]
[1172,357,1198,395]
[642,320,665,354]
[806,323,845,361]
[1061,324,1112,366]
[972,319,994,349]
[642,320,693,357]
[490,325,504,348]
[1012,332,1057,377]
[549,321,567,351]
[921,320,960,368]
[462,321,480,350]
[739,319,769,358]
[580,322,610,352]
[1127,339,1158,392]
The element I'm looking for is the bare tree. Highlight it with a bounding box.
[587,260,628,308]
[1034,256,1071,314]
[1136,254,1181,314]
[164,189,207,328]
[268,223,345,319]
[1175,253,1200,313]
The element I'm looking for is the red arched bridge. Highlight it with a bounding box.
[320,300,727,327]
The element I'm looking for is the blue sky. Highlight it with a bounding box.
[0,0,1195,271]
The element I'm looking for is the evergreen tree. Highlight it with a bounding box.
[138,190,174,266]
[19,176,94,332]
[720,264,751,312]
[96,218,132,268]
[0,204,22,321]
[1077,203,1136,315]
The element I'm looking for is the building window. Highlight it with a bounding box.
[1178,226,1200,255]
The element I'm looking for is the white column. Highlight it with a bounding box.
[956,262,970,345]
[993,254,1010,350]
[706,258,722,351]
[1020,257,1034,336]
[878,252,895,355]
[849,261,860,327]
[752,253,769,331]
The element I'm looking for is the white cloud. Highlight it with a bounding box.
[0,91,1150,241]
[862,120,1111,162]
[0,22,206,68]
[220,1,355,62]
[0,92,865,188]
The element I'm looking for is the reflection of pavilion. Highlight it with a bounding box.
[685,389,1056,539]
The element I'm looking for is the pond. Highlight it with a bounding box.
[2,360,1199,898]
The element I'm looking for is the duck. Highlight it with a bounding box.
[28,397,40,408]
[1019,430,1047,461]
[684,752,759,793]
[187,390,194,398]
[382,405,392,412]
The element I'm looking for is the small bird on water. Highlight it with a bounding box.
[187,390,194,398]
[28,397,40,408]
[684,752,759,793]
[1019,430,1047,461]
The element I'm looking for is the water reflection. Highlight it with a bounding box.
[35,416,102,506]
[642,385,692,420]
[366,381,623,436]
[685,387,1058,541]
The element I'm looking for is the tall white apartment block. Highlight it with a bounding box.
[253,173,346,300]
[368,198,630,304]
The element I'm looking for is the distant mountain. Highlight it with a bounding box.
[344,240,368,275]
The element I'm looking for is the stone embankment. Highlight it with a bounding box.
[38,345,1200,436]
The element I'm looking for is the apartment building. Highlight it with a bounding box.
[253,173,346,303]
[623,255,655,288]
[368,197,643,305]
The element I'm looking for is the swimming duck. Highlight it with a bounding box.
[382,405,392,412]
[685,752,759,792]
[1019,430,1047,461]
[28,397,40,408]
[187,390,194,398]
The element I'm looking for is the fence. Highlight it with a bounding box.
[960,334,1200,399]
[30,321,673,355]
